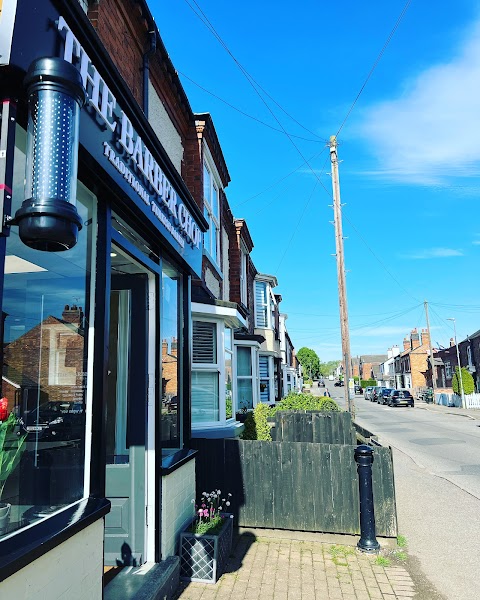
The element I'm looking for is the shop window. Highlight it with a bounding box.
[1,126,96,539]
[192,321,219,422]
[161,260,182,447]
[203,163,220,264]
[237,346,254,411]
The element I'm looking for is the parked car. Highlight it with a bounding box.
[334,380,344,387]
[354,384,363,395]
[364,386,374,400]
[377,388,395,405]
[371,386,385,402]
[387,389,414,407]
[20,400,85,441]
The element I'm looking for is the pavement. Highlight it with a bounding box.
[413,399,480,420]
[175,529,417,600]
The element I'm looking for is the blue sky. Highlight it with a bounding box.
[153,0,480,361]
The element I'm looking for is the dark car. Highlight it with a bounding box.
[354,384,363,395]
[318,380,325,388]
[377,388,395,405]
[334,380,344,387]
[370,386,384,402]
[21,400,85,441]
[387,389,414,407]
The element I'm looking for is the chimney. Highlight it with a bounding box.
[62,304,83,325]
[403,337,410,351]
[421,328,430,348]
[411,328,420,349]
[392,345,400,357]
[387,348,393,359]
[450,337,455,347]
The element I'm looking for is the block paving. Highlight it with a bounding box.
[175,532,415,600]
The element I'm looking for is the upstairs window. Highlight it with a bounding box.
[203,163,220,264]
[445,361,452,379]
[240,244,248,306]
[255,281,269,328]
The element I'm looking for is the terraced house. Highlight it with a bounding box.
[0,1,299,598]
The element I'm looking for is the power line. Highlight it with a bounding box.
[182,0,325,141]
[177,70,324,143]
[336,0,413,136]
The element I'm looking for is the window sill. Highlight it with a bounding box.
[160,448,198,475]
[0,496,110,583]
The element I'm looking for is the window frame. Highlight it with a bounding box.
[202,159,220,266]
[192,318,222,424]
[240,243,248,306]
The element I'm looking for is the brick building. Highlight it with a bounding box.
[394,328,430,391]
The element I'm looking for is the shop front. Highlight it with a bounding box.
[0,1,206,597]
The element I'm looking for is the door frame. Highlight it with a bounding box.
[108,230,162,565]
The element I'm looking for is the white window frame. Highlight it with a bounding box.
[258,354,274,404]
[235,342,259,411]
[255,279,275,329]
[192,318,222,424]
[191,318,237,427]
[467,346,473,368]
[203,151,221,266]
[445,361,452,379]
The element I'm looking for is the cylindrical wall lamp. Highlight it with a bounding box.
[14,57,86,251]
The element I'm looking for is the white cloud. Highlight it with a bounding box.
[472,240,480,245]
[400,247,464,259]
[357,18,480,184]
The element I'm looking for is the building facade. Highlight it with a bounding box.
[0,0,206,596]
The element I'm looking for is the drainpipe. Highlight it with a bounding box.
[143,29,157,116]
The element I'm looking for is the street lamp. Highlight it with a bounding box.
[447,318,466,409]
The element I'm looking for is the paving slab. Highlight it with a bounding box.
[174,529,416,600]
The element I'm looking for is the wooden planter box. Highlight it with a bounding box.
[179,514,233,583]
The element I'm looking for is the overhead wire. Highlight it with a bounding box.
[177,70,324,143]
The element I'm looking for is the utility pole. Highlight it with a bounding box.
[329,135,354,416]
[424,300,436,403]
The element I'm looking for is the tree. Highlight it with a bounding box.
[452,366,475,396]
[296,347,321,379]
[319,360,341,377]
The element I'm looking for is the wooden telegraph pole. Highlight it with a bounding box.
[329,136,354,416]
[424,300,436,403]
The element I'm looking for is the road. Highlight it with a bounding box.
[316,381,480,600]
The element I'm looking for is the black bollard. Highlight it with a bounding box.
[354,444,380,553]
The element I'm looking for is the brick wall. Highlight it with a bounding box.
[410,351,428,388]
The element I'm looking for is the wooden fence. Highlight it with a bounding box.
[272,411,356,444]
[190,437,397,537]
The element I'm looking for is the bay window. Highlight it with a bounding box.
[192,320,220,423]
[237,346,255,411]
[225,327,234,419]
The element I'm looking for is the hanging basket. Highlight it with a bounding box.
[179,513,233,583]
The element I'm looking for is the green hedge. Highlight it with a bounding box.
[360,379,376,388]
[241,393,341,440]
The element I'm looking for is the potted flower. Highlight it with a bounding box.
[179,489,233,583]
[0,410,27,534]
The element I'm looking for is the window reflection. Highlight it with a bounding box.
[0,126,95,538]
[161,260,182,447]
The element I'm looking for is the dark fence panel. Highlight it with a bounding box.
[190,438,397,537]
[273,411,356,445]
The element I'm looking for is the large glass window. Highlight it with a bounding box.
[161,260,182,447]
[192,321,219,422]
[1,127,95,538]
[255,281,268,328]
[203,163,220,264]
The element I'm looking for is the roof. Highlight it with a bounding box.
[360,354,388,363]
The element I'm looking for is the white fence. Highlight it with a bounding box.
[435,392,480,409]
